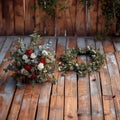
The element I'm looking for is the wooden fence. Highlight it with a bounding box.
[0,0,116,36]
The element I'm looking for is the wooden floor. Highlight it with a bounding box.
[0,36,120,120]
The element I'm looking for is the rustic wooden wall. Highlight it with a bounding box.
[0,0,116,36]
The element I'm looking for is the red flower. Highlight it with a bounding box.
[25,49,33,56]
[24,64,32,71]
[92,78,96,81]
[30,74,37,80]
[39,58,46,64]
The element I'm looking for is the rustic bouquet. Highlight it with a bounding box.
[4,31,56,86]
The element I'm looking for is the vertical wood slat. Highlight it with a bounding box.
[0,0,4,35]
[24,0,35,34]
[0,0,118,35]
[35,0,44,35]
[14,0,24,34]
[97,1,105,34]
[76,2,86,36]
[65,0,76,36]
[55,1,66,36]
[87,0,98,35]
[3,0,14,35]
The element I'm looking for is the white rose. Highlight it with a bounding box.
[22,54,28,60]
[38,63,44,71]
[30,53,36,59]
[42,50,48,56]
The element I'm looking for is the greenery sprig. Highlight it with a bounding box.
[59,46,105,76]
[36,0,69,17]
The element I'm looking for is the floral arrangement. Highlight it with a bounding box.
[4,31,56,86]
[59,46,105,76]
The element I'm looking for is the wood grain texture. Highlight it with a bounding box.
[77,37,91,120]
[0,36,120,120]
[49,37,66,119]
[0,77,16,120]
[4,0,14,35]
[14,0,24,34]
[55,1,66,36]
[115,51,120,72]
[87,38,103,120]
[96,40,117,120]
[103,39,115,53]
[64,37,78,119]
[113,38,120,51]
[36,83,51,120]
[97,1,105,34]
[0,36,6,51]
[35,0,44,35]
[0,0,4,35]
[65,0,76,36]
[24,0,35,34]
[76,3,86,35]
[87,0,98,35]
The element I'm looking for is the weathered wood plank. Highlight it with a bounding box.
[4,0,14,35]
[0,77,16,120]
[36,83,51,120]
[96,40,117,120]
[18,85,33,120]
[55,2,66,36]
[110,76,120,119]
[115,52,120,72]
[49,37,66,119]
[25,0,35,34]
[106,53,119,77]
[49,95,64,120]
[97,1,105,34]
[103,40,115,53]
[45,16,55,36]
[87,38,104,120]
[64,37,78,119]
[87,0,97,35]
[0,37,13,64]
[76,3,86,35]
[14,0,24,34]
[0,1,4,35]
[77,37,91,120]
[35,0,44,35]
[0,36,6,51]
[65,0,76,36]
[113,38,120,51]
[7,87,25,120]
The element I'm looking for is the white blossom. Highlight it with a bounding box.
[42,50,48,56]
[22,54,28,60]
[30,53,36,59]
[38,63,44,71]
[21,68,29,76]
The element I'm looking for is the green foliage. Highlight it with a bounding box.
[36,0,69,17]
[59,47,105,76]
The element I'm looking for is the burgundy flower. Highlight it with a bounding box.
[25,49,33,56]
[24,64,32,71]
[39,58,46,64]
[30,74,37,80]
